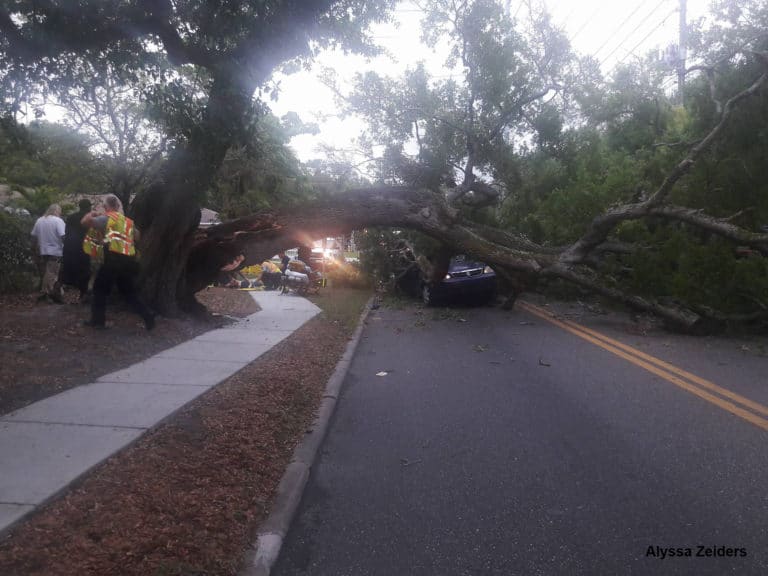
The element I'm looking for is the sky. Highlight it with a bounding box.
[269,0,712,163]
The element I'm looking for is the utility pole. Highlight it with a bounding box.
[678,0,687,105]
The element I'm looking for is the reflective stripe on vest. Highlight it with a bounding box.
[104,212,136,256]
[82,228,104,260]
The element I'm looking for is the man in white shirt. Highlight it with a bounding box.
[30,203,66,303]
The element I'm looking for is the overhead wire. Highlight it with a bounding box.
[615,7,678,66]
[360,0,682,87]
[591,0,649,59]
[660,77,677,92]
[555,3,580,30]
[513,1,525,19]
[598,0,671,67]
[569,1,612,43]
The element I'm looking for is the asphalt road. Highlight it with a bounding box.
[273,301,768,576]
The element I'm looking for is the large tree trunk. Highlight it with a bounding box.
[132,74,254,314]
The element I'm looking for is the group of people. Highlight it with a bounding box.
[213,251,318,293]
[30,194,155,330]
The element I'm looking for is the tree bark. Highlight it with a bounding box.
[133,73,254,314]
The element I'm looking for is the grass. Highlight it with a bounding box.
[310,286,373,333]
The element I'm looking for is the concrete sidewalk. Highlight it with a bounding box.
[0,291,320,535]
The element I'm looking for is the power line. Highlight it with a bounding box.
[660,77,678,91]
[591,0,648,59]
[598,0,670,67]
[570,0,613,42]
[513,1,525,20]
[615,8,677,66]
[555,3,580,30]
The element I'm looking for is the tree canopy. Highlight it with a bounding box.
[1,0,767,330]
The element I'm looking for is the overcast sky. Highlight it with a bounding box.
[270,0,712,162]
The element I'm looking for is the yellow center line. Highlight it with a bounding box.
[518,302,768,433]
[519,302,768,420]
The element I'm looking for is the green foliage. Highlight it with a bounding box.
[675,66,768,228]
[0,211,35,292]
[345,0,571,185]
[357,228,401,283]
[626,226,768,314]
[0,121,105,214]
[524,151,643,244]
[208,111,311,218]
[15,186,65,217]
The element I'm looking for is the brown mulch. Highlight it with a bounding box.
[0,287,367,576]
[0,287,258,415]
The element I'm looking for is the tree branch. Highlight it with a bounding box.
[560,73,768,264]
[541,263,703,330]
[0,1,219,70]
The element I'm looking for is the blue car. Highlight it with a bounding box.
[398,255,497,306]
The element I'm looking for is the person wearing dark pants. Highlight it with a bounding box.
[61,198,93,302]
[81,194,155,330]
[90,250,154,328]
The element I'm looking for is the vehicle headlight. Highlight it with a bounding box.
[483,266,493,274]
[444,273,452,280]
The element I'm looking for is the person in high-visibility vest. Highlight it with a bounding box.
[80,194,155,330]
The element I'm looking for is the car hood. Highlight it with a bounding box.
[449,260,487,273]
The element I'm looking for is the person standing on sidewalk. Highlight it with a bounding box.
[30,203,65,304]
[80,194,155,330]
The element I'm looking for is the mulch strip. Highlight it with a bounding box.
[0,312,351,576]
[0,287,258,415]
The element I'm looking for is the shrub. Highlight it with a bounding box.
[0,211,36,292]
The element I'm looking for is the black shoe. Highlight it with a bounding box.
[82,320,107,329]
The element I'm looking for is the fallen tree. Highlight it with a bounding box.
[3,0,767,332]
[192,140,768,333]
[186,19,768,333]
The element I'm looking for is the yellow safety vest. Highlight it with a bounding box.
[104,211,136,257]
[82,228,104,261]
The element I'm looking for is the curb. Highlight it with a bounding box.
[240,296,375,576]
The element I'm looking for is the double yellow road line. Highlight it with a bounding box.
[518,302,768,432]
